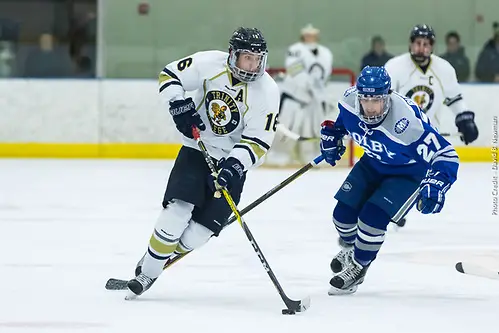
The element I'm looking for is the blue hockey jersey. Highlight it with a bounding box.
[337,87,459,183]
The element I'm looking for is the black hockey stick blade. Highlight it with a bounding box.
[455,262,499,280]
[282,295,311,314]
[105,278,128,290]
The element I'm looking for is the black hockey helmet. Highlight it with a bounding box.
[228,27,268,82]
[410,24,436,44]
[409,24,435,63]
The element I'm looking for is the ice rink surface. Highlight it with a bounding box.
[0,159,498,333]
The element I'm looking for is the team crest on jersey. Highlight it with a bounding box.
[205,90,240,135]
[394,118,410,134]
[405,85,434,113]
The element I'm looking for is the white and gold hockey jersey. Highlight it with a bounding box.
[281,42,333,103]
[159,50,280,171]
[384,53,469,129]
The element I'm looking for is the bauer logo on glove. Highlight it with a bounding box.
[417,170,451,214]
[169,97,206,139]
[319,120,347,166]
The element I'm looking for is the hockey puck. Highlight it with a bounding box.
[455,262,464,273]
[282,309,296,315]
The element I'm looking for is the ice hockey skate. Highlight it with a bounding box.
[330,242,354,273]
[328,257,369,295]
[125,273,157,300]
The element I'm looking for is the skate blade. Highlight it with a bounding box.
[328,285,358,295]
[124,291,139,301]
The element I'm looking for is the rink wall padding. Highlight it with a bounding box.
[0,143,182,159]
[353,146,492,163]
[0,79,495,162]
[0,143,490,162]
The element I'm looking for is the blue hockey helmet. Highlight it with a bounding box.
[355,66,391,125]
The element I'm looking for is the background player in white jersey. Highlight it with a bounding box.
[384,24,479,144]
[384,24,477,228]
[267,24,333,165]
[320,67,459,294]
[126,27,280,297]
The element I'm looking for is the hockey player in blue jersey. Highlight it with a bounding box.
[321,66,459,295]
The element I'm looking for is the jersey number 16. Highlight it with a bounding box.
[264,113,278,132]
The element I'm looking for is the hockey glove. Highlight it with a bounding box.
[169,97,206,139]
[416,170,451,214]
[320,120,346,166]
[455,111,478,145]
[208,157,244,192]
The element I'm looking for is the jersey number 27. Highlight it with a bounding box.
[417,132,441,162]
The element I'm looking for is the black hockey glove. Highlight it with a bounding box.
[169,97,206,139]
[455,111,478,145]
[208,157,244,192]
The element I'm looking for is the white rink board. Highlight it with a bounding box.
[0,79,497,147]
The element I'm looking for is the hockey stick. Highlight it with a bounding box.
[192,126,311,314]
[337,187,418,246]
[440,132,467,141]
[455,262,499,280]
[105,153,324,291]
[276,123,318,142]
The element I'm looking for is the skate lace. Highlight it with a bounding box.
[136,273,154,286]
[338,247,353,263]
[340,263,362,283]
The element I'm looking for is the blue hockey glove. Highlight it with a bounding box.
[169,97,206,139]
[417,170,451,214]
[455,111,478,145]
[208,157,244,192]
[320,120,346,166]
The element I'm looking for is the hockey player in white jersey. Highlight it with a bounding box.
[384,24,479,144]
[268,24,333,165]
[384,24,477,228]
[320,66,459,294]
[126,27,280,297]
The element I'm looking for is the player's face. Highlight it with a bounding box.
[302,33,318,44]
[410,37,433,59]
[359,96,384,117]
[236,52,263,73]
[229,48,268,82]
